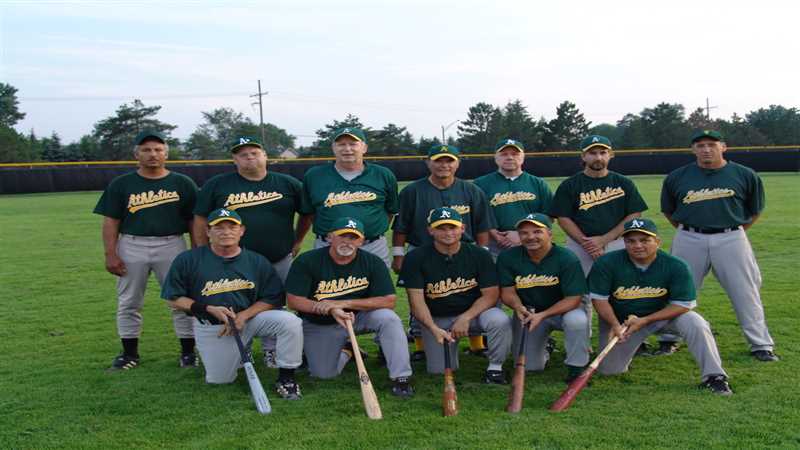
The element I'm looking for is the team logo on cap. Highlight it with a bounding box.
[440,146,448,152]
[439,210,451,218]
[630,219,644,228]
[219,209,231,216]
[238,138,251,145]
[343,128,351,133]
[592,136,600,143]
[506,139,514,145]
[347,219,358,229]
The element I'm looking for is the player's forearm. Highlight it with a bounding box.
[294,214,313,244]
[641,304,689,325]
[286,294,317,314]
[603,212,641,242]
[662,212,679,229]
[193,215,209,246]
[592,299,620,328]
[391,230,407,247]
[500,287,524,312]
[101,217,121,255]
[407,290,437,330]
[541,295,582,318]
[326,295,396,311]
[186,218,197,248]
[168,296,197,313]
[475,231,489,247]
[239,300,275,322]
[460,286,499,321]
[743,213,760,231]
[556,217,586,242]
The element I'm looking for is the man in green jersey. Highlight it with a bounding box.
[285,217,413,397]
[660,130,776,362]
[474,139,553,259]
[300,128,398,267]
[588,218,732,395]
[398,208,511,383]
[163,208,303,399]
[93,130,198,371]
[497,213,589,382]
[193,136,311,367]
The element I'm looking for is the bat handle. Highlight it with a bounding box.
[443,337,452,370]
[227,316,249,362]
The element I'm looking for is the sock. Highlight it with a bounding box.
[487,363,502,371]
[414,337,425,352]
[121,338,139,358]
[337,349,353,372]
[469,335,486,351]
[278,368,295,382]
[179,338,195,355]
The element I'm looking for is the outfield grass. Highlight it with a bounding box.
[1,173,798,449]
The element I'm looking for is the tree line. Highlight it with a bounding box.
[1,82,799,163]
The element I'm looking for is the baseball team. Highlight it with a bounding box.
[94,126,776,406]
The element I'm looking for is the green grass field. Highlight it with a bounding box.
[1,173,798,449]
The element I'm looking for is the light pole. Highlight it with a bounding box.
[441,120,459,144]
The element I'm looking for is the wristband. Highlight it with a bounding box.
[190,302,208,316]
[392,246,405,256]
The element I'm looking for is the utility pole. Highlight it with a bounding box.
[250,80,268,147]
[441,120,459,144]
[704,97,718,122]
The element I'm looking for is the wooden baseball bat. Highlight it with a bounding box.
[228,317,271,415]
[506,317,530,413]
[549,323,630,412]
[345,319,383,420]
[442,339,458,417]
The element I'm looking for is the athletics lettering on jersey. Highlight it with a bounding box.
[613,285,668,300]
[490,191,537,207]
[682,188,736,204]
[426,277,479,299]
[223,191,284,210]
[127,190,180,213]
[314,276,370,300]
[201,278,256,296]
[323,191,378,208]
[515,274,560,289]
[578,186,626,211]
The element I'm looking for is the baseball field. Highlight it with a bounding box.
[1,173,798,449]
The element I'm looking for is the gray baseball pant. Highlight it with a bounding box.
[116,234,193,339]
[193,310,303,384]
[511,308,590,370]
[302,308,412,380]
[596,310,727,382]
[421,307,512,374]
[259,252,293,353]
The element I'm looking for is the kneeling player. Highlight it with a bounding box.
[286,217,413,398]
[497,213,590,382]
[162,208,304,399]
[588,218,732,395]
[399,207,512,383]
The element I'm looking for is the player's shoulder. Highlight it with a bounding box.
[595,248,626,267]
[496,245,524,265]
[269,170,302,187]
[293,246,327,264]
[655,249,688,268]
[551,243,581,263]
[607,170,636,184]
[105,170,141,188]
[356,248,388,267]
[365,161,395,177]
[665,162,698,179]
[473,171,499,186]
[240,247,271,265]
[462,242,493,259]
[303,162,334,179]
[724,160,759,177]
[201,170,238,187]
[400,177,429,193]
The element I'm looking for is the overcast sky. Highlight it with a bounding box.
[2,0,799,147]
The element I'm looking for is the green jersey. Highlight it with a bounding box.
[393,178,495,247]
[285,247,395,325]
[588,249,695,323]
[548,171,648,236]
[161,246,285,323]
[300,162,398,238]
[93,171,197,236]
[496,244,587,311]
[661,161,765,229]
[398,243,497,317]
[473,171,553,231]
[194,171,303,262]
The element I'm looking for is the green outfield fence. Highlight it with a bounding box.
[1,146,797,195]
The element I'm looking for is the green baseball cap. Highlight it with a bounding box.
[208,208,243,226]
[495,138,524,153]
[428,144,460,161]
[691,129,723,143]
[515,213,552,229]
[621,217,658,237]
[229,136,263,153]
[134,130,166,145]
[330,217,365,239]
[333,127,367,143]
[428,207,463,228]
[580,135,613,152]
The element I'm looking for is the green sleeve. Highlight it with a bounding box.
[397,248,424,288]
[587,257,613,297]
[93,179,125,219]
[257,258,286,307]
[285,254,314,298]
[384,169,400,215]
[299,172,315,215]
[560,257,588,297]
[539,179,554,214]
[548,178,575,218]
[161,252,191,300]
[392,185,414,233]
[180,176,199,221]
[668,258,696,302]
[471,184,496,232]
[475,247,498,288]
[495,252,516,287]
[623,177,648,214]
[746,170,766,218]
[660,174,677,215]
[290,176,305,214]
[193,177,217,217]
[368,256,396,296]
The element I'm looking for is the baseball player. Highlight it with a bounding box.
[392,145,495,359]
[473,139,553,259]
[548,135,649,351]
[285,217,413,397]
[162,208,304,399]
[398,207,512,383]
[193,136,311,367]
[300,127,398,266]
[588,217,732,395]
[93,130,198,371]
[660,129,777,362]
[497,213,590,382]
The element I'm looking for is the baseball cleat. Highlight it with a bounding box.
[391,377,415,398]
[482,369,508,385]
[108,353,139,371]
[699,375,733,396]
[410,350,426,362]
[651,341,679,356]
[179,352,199,368]
[263,349,278,369]
[751,350,779,362]
[464,347,487,357]
[546,336,557,355]
[633,342,651,357]
[275,379,302,400]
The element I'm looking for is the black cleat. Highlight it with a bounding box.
[391,377,414,398]
[410,350,426,362]
[108,353,139,371]
[482,369,508,385]
[634,342,651,357]
[751,350,779,362]
[546,336,557,355]
[699,375,733,396]
[275,379,302,400]
[652,341,679,356]
[179,352,199,368]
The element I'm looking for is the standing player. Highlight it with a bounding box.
[497,213,589,382]
[301,127,398,266]
[548,135,648,351]
[94,130,198,371]
[285,217,413,397]
[660,130,777,361]
[398,208,512,383]
[193,136,311,367]
[474,139,553,259]
[588,218,732,395]
[163,208,303,399]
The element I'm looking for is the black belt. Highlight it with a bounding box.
[317,234,381,243]
[681,224,740,235]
